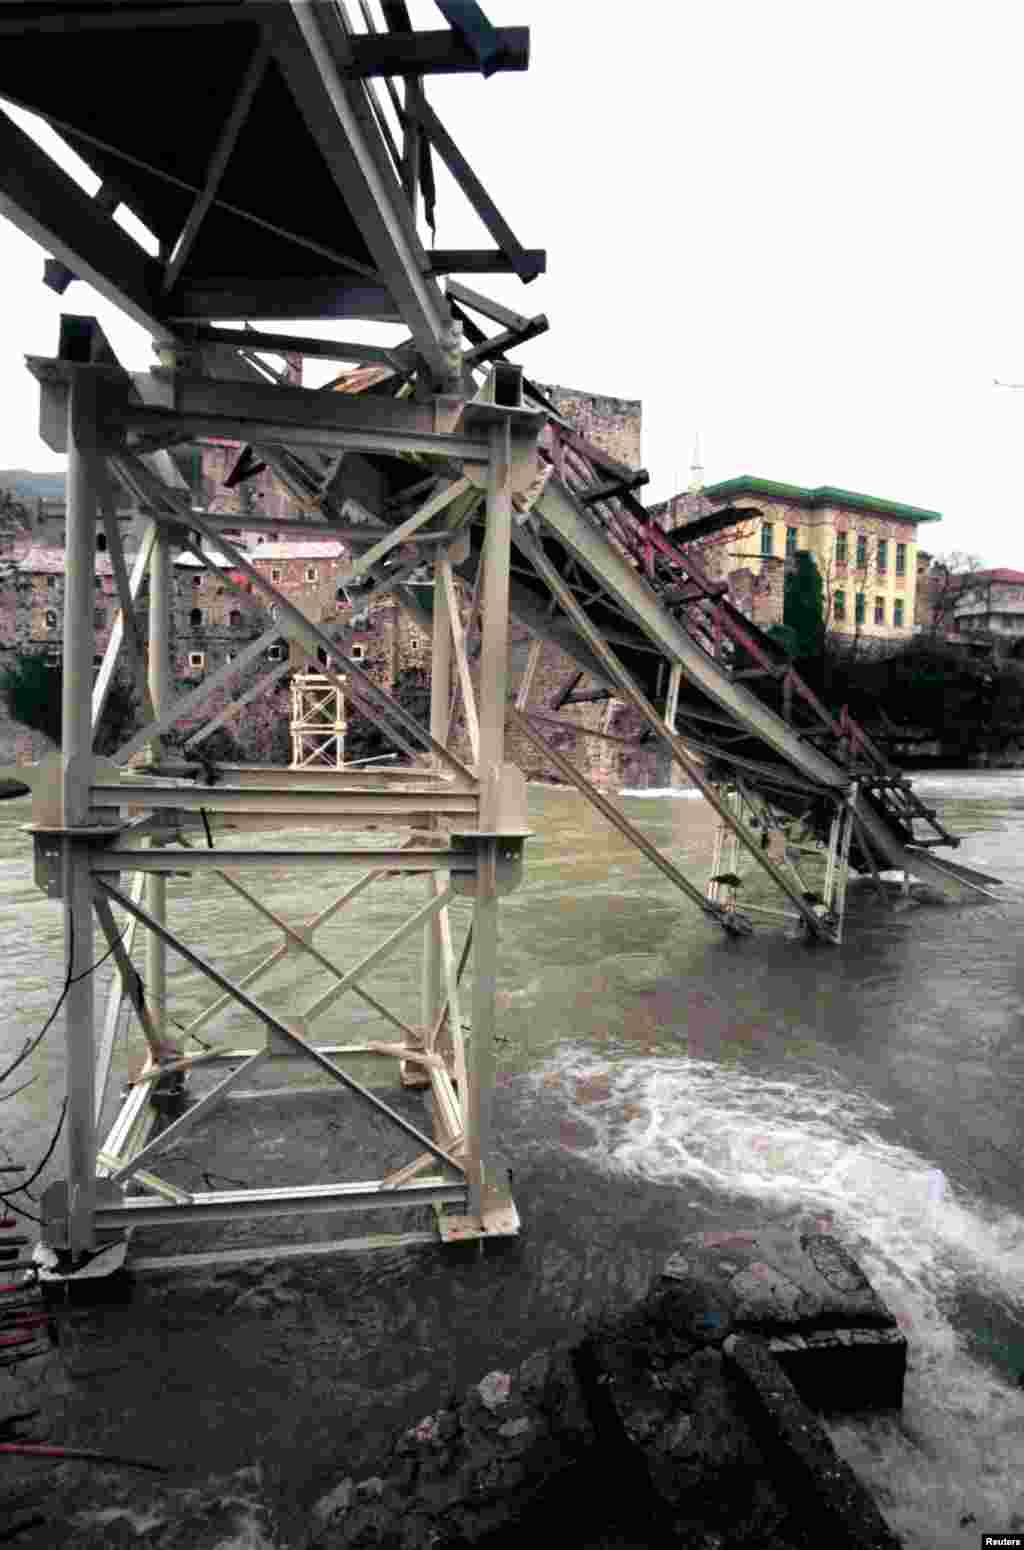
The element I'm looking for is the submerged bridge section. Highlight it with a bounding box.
[0,1,993,1277]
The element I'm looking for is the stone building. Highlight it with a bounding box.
[534,382,643,469]
[655,476,942,642]
[1,543,120,669]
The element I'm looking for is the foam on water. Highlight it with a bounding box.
[619,786,704,799]
[909,770,1024,803]
[526,1049,1024,1549]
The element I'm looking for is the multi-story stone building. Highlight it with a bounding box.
[655,476,942,642]
[1,542,120,668]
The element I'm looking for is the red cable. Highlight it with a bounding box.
[0,1443,167,1471]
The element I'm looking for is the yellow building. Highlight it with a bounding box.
[662,477,942,641]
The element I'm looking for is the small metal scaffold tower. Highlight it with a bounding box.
[290,673,347,770]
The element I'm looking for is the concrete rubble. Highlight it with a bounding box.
[312,1230,906,1549]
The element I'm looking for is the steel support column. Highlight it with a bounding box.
[464,419,513,1221]
[61,372,102,1259]
[422,556,453,1045]
[146,528,173,1042]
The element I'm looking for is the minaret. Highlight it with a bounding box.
[687,432,704,495]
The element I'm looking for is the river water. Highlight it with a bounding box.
[1,773,1023,1547]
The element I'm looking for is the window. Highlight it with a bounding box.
[267,644,287,663]
[855,592,866,625]
[94,577,102,591]
[855,535,867,568]
[409,632,421,650]
[874,596,885,626]
[44,609,57,629]
[189,607,203,627]
[229,609,242,628]
[192,574,202,588]
[350,643,366,661]
[46,575,57,590]
[305,566,318,583]
[96,532,107,552]
[316,647,328,667]
[894,598,905,628]
[877,539,888,573]
[188,652,205,671]
[834,590,846,622]
[896,543,907,576]
[226,650,237,663]
[760,524,774,557]
[93,655,103,668]
[271,567,282,583]
[44,647,60,667]
[835,532,848,565]
[786,526,798,557]
[93,607,106,629]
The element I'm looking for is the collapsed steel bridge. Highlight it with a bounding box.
[0,1,992,1274]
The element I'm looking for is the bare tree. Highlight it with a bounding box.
[919,552,987,639]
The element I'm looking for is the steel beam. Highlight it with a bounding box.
[94,1177,468,1230]
[272,3,452,380]
[181,324,402,367]
[123,405,487,463]
[93,848,476,873]
[0,109,169,339]
[342,27,530,77]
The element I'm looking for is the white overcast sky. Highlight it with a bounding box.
[2,0,1023,567]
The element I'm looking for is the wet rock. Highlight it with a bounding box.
[313,1344,594,1548]
[652,1228,906,1413]
[476,1371,511,1411]
[314,1480,353,1525]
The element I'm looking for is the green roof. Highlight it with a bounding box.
[701,476,942,524]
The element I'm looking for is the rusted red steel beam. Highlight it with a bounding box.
[549,428,863,752]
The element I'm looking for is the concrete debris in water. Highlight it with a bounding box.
[312,1230,905,1549]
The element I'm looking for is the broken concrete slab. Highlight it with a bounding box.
[725,1334,904,1550]
[650,1227,906,1412]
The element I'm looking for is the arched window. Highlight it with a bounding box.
[189,608,203,627]
[96,532,107,552]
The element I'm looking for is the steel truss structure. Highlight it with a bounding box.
[0,2,995,1275]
